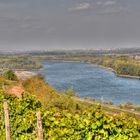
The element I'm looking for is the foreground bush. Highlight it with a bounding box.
[0,92,140,140]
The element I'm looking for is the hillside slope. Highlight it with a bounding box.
[0,75,140,139]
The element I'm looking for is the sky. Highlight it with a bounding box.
[0,0,140,50]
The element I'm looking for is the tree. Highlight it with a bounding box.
[5,70,18,81]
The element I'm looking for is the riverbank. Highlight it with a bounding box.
[95,64,140,80]
[93,63,140,80]
[116,74,140,79]
[73,96,140,120]
[15,71,36,79]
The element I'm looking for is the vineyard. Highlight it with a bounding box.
[0,91,140,140]
[0,74,140,140]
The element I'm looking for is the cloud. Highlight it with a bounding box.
[0,0,139,50]
[101,6,124,14]
[97,0,116,6]
[104,1,116,6]
[69,3,91,11]
[96,0,126,14]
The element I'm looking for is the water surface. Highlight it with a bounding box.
[39,61,140,105]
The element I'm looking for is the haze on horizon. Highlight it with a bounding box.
[0,0,140,51]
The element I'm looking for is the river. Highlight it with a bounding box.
[38,61,140,105]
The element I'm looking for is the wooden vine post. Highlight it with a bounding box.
[3,100,10,140]
[36,111,43,140]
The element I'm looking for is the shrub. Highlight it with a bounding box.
[5,70,18,81]
[66,87,76,97]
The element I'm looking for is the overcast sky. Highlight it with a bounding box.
[0,0,140,50]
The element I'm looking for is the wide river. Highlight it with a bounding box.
[38,61,140,105]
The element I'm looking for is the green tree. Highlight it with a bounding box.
[5,70,18,81]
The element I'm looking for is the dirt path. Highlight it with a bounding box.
[8,85,24,98]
